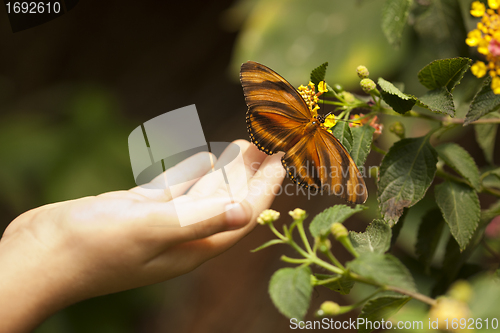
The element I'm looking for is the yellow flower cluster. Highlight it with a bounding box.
[297,81,327,116]
[467,1,500,93]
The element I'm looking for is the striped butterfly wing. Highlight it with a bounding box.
[281,127,368,204]
[240,61,311,155]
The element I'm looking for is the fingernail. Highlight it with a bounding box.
[225,203,248,230]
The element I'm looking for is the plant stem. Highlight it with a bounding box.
[297,221,313,254]
[435,167,470,186]
[349,273,437,306]
[482,239,500,261]
[309,255,344,275]
[281,255,310,265]
[269,224,288,242]
[371,143,387,155]
[325,250,345,270]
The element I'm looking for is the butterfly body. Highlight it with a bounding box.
[240,61,367,204]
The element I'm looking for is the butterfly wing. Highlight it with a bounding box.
[240,61,311,155]
[281,127,368,204]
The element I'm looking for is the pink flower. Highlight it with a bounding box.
[485,215,500,238]
[489,39,500,57]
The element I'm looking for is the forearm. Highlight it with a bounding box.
[0,231,74,333]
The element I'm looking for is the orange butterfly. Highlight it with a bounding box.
[240,61,367,204]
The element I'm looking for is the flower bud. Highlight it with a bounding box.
[257,209,280,225]
[357,65,370,79]
[289,208,307,221]
[339,91,355,104]
[389,121,405,139]
[331,223,348,240]
[315,237,332,252]
[428,297,470,331]
[332,83,344,93]
[370,166,379,179]
[447,280,473,303]
[319,301,341,316]
[360,78,376,93]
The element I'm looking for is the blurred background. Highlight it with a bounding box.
[0,0,498,332]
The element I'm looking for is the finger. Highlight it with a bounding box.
[188,141,269,199]
[174,152,286,259]
[130,151,216,201]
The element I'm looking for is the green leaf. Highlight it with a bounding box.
[415,208,445,272]
[251,239,284,252]
[435,180,480,251]
[378,78,416,114]
[269,267,312,320]
[358,296,411,333]
[381,0,412,47]
[378,136,438,225]
[331,121,353,153]
[347,253,417,291]
[350,124,375,167]
[310,62,328,86]
[474,112,499,164]
[435,143,481,191]
[417,57,471,92]
[349,219,392,255]
[309,204,367,237]
[315,273,355,295]
[416,87,455,116]
[414,0,468,55]
[465,77,500,125]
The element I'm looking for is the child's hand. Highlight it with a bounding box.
[0,140,285,333]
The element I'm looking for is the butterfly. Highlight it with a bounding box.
[240,61,367,204]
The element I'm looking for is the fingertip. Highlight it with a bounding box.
[224,201,253,230]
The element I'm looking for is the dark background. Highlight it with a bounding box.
[0,0,497,332]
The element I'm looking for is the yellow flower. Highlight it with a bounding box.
[471,1,486,17]
[323,114,337,129]
[489,0,500,9]
[318,81,328,93]
[466,29,482,46]
[349,114,363,127]
[257,209,280,225]
[289,208,307,220]
[478,38,490,54]
[492,76,500,93]
[471,61,487,77]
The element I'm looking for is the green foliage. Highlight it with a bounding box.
[315,273,355,295]
[415,208,445,273]
[358,296,411,333]
[351,124,376,167]
[378,78,416,114]
[347,253,417,291]
[378,136,437,225]
[435,181,480,251]
[381,0,412,47]
[309,204,366,237]
[417,57,471,92]
[466,77,500,125]
[349,220,391,255]
[474,112,499,164]
[435,143,481,191]
[417,87,455,116]
[269,267,312,320]
[331,122,353,152]
[251,239,284,252]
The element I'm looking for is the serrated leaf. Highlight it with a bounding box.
[331,121,353,153]
[474,112,499,164]
[349,219,392,255]
[417,57,471,92]
[310,62,328,86]
[251,239,284,252]
[381,0,412,47]
[358,296,411,333]
[435,143,481,190]
[378,136,438,225]
[417,87,455,116]
[378,78,416,114]
[269,267,312,320]
[315,273,355,295]
[390,208,407,243]
[350,124,375,167]
[309,204,366,237]
[465,77,500,125]
[435,180,480,251]
[347,253,417,291]
[416,208,445,272]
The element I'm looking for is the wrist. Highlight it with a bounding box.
[0,211,78,333]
